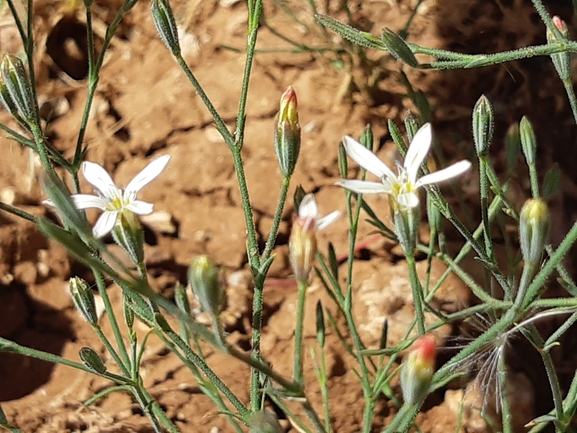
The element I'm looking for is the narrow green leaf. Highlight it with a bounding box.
[315,15,386,50]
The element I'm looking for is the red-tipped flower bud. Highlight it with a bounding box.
[274,87,301,177]
[400,334,437,405]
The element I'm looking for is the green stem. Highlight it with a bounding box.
[498,347,513,433]
[293,279,308,384]
[94,325,130,378]
[563,79,577,125]
[93,269,131,370]
[261,176,290,263]
[405,251,425,335]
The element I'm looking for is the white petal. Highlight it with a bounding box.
[404,123,432,184]
[416,160,471,187]
[298,193,318,219]
[316,210,340,230]
[82,161,118,197]
[125,155,171,194]
[342,136,397,180]
[126,200,154,215]
[92,211,118,238]
[336,179,393,194]
[43,199,54,206]
[397,192,420,209]
[70,194,108,210]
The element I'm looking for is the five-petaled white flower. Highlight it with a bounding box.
[336,123,471,209]
[64,155,170,238]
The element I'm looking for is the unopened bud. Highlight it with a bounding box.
[520,198,550,266]
[381,29,418,67]
[290,195,319,282]
[274,87,301,177]
[70,277,98,325]
[547,16,571,81]
[520,116,537,166]
[249,411,283,433]
[188,255,224,316]
[472,95,494,156]
[79,347,107,374]
[0,55,37,125]
[400,334,436,405]
[150,0,181,56]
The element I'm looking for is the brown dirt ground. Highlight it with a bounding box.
[1,0,577,431]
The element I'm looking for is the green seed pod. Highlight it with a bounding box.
[150,0,181,55]
[188,255,224,316]
[274,86,301,177]
[472,95,494,156]
[520,198,550,267]
[70,277,98,326]
[79,347,107,374]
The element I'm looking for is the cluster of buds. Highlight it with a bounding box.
[400,334,437,405]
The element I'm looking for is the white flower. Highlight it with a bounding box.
[296,193,340,232]
[336,123,471,209]
[66,155,170,238]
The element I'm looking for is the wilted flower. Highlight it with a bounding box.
[337,123,471,211]
[400,334,437,405]
[47,155,170,238]
[290,193,339,282]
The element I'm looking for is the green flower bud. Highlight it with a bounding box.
[338,141,348,178]
[188,255,224,316]
[546,16,571,81]
[472,95,494,156]
[400,334,436,405]
[381,29,418,67]
[520,116,537,166]
[70,277,98,325]
[315,300,325,349]
[404,111,420,142]
[249,411,283,433]
[520,198,550,266]
[112,212,145,265]
[274,86,301,177]
[150,0,181,56]
[79,347,107,374]
[0,55,37,125]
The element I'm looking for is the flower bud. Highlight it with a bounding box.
[150,0,181,56]
[188,255,225,316]
[520,198,550,266]
[381,29,418,67]
[274,87,301,177]
[289,208,317,282]
[79,347,107,374]
[70,277,98,325]
[0,55,37,125]
[546,16,571,81]
[400,334,436,405]
[472,95,494,156]
[520,116,536,166]
[315,300,325,348]
[249,411,283,433]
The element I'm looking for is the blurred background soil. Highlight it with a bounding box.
[0,0,576,431]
